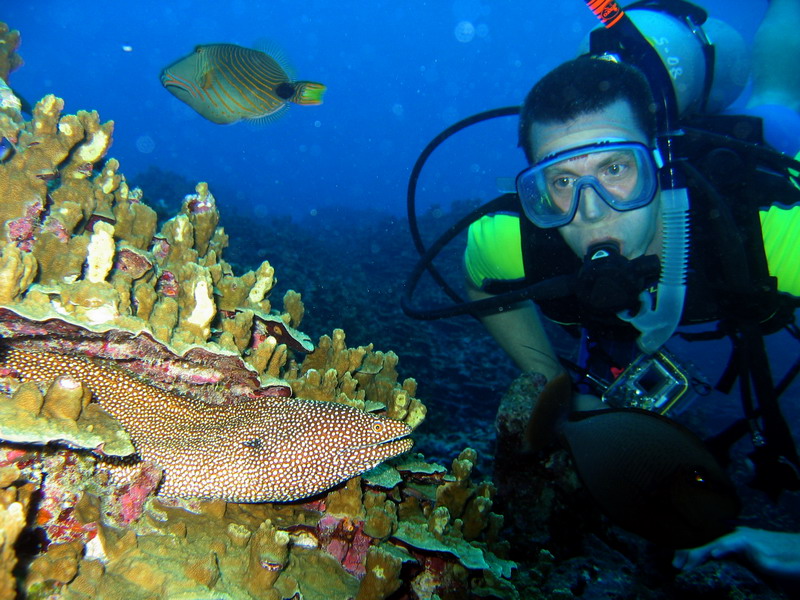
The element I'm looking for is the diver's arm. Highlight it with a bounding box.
[674,526,800,583]
[466,280,606,411]
[465,279,563,381]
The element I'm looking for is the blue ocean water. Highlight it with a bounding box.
[4,0,764,221]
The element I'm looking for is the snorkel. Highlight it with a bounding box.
[583,0,698,354]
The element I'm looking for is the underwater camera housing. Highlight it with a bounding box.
[602,348,705,415]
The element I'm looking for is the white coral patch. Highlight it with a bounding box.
[41,94,58,116]
[248,262,275,304]
[77,129,109,163]
[173,215,190,243]
[83,534,108,563]
[187,278,215,334]
[85,222,116,283]
[84,304,119,325]
[0,81,22,112]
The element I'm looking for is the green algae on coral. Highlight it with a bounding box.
[0,376,134,456]
[363,462,404,489]
[393,520,516,578]
[395,455,448,475]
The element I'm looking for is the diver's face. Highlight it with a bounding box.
[527,100,661,259]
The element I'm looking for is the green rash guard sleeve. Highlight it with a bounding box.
[758,149,800,298]
[760,203,800,297]
[464,214,525,289]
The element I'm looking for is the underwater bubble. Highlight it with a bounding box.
[454,21,476,43]
[135,135,155,154]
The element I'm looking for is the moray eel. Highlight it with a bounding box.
[528,374,740,549]
[1,348,413,503]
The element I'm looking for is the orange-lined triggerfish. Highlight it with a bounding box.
[160,43,326,125]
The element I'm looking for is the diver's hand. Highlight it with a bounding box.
[673,526,800,580]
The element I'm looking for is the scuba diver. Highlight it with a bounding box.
[403,0,800,586]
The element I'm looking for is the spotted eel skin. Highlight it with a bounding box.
[1,348,413,502]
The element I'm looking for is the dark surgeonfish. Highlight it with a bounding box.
[527,374,740,549]
[160,43,326,124]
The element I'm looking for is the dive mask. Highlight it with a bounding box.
[517,141,662,228]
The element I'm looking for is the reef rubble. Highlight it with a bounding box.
[0,22,517,600]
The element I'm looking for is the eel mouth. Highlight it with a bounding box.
[340,435,414,467]
[354,434,414,456]
[378,437,414,456]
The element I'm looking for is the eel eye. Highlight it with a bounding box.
[372,422,385,434]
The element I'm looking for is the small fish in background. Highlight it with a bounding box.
[160,43,326,125]
[527,374,741,549]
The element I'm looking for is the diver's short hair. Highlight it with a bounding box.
[519,57,657,162]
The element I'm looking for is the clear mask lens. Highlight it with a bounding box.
[517,141,659,228]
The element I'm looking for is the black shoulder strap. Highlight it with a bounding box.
[674,120,800,495]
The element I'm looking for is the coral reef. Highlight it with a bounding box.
[1,414,515,599]
[0,23,22,83]
[0,25,517,597]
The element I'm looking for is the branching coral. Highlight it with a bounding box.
[0,23,22,83]
[0,20,517,600]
